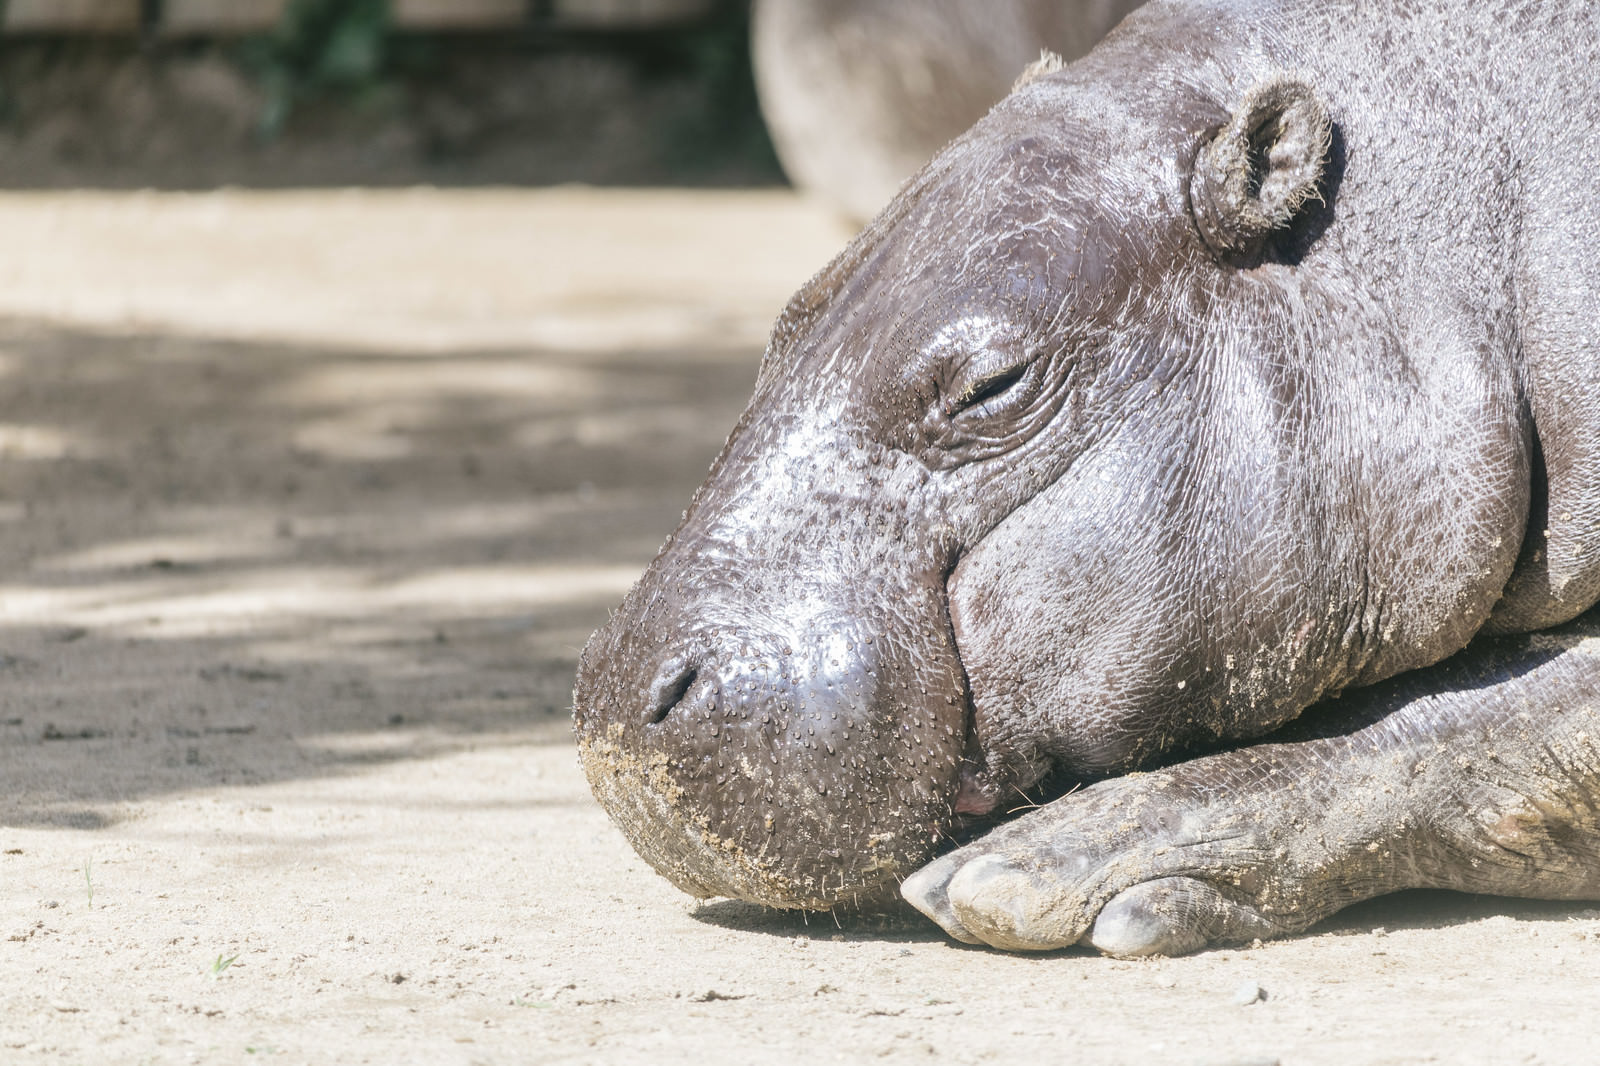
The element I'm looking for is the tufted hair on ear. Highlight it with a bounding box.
[1189,76,1332,260]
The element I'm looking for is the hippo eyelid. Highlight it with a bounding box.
[942,354,1045,420]
[949,363,1030,415]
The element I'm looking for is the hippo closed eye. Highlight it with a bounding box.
[573,0,1600,955]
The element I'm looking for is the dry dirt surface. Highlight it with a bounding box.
[0,188,1596,1066]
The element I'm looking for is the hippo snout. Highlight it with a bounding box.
[574,570,972,910]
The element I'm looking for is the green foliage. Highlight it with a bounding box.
[235,0,393,137]
[617,2,780,182]
[217,0,779,182]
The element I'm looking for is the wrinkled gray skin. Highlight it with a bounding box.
[752,0,1144,223]
[574,0,1600,955]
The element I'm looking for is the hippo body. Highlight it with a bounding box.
[752,0,1144,222]
[576,0,1600,955]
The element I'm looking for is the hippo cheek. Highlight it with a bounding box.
[573,579,971,910]
[946,445,1186,789]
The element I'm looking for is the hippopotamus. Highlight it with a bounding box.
[574,0,1600,956]
[752,0,1144,222]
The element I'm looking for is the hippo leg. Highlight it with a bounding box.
[904,619,1600,955]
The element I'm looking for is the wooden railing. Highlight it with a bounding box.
[0,0,717,33]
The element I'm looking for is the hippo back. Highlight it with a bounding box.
[752,0,1143,222]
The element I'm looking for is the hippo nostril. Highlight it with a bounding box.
[645,663,700,726]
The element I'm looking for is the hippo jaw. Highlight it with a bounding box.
[572,413,975,910]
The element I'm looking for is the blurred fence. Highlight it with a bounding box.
[0,0,715,34]
[0,0,773,188]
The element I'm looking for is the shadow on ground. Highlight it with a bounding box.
[1318,889,1598,935]
[0,318,757,826]
[691,887,1600,952]
[692,898,934,942]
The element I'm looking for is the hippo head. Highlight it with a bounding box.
[574,45,1527,909]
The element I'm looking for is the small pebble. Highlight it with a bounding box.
[1231,981,1266,1005]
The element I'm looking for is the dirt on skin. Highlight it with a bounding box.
[0,188,1597,1065]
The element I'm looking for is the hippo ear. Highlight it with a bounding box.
[1189,77,1332,260]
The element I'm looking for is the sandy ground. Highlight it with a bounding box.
[0,188,1597,1066]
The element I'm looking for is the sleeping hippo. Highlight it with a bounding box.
[574,0,1600,956]
[752,0,1144,222]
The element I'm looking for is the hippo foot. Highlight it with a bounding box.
[906,623,1600,955]
[902,762,1357,956]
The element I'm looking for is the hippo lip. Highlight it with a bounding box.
[954,759,1001,815]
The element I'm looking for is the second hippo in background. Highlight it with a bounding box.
[752,0,1143,222]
